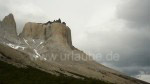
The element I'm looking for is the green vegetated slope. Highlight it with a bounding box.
[0,60,113,84]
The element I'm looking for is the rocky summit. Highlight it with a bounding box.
[0,14,18,42]
[0,14,149,84]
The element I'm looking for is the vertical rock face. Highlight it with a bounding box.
[20,22,46,40]
[45,23,73,48]
[0,20,4,37]
[0,14,18,42]
[20,22,73,49]
[0,21,1,24]
[0,21,1,26]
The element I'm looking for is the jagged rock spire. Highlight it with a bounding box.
[0,13,18,42]
[2,13,16,28]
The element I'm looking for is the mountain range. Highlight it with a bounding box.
[0,14,149,84]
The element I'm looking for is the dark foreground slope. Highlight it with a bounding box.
[0,60,113,84]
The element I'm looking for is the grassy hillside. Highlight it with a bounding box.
[0,60,113,84]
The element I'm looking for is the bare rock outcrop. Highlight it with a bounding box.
[20,22,46,40]
[20,21,73,49]
[0,13,18,42]
[0,21,1,27]
[45,23,73,49]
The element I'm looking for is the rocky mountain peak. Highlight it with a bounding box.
[20,20,73,49]
[2,13,15,25]
[2,13,16,31]
[0,13,18,42]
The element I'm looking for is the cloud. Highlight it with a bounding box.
[73,0,150,80]
[136,71,150,83]
[117,0,150,29]
[111,0,150,77]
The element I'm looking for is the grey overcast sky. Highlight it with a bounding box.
[0,0,150,83]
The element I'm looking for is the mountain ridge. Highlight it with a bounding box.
[0,13,149,84]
